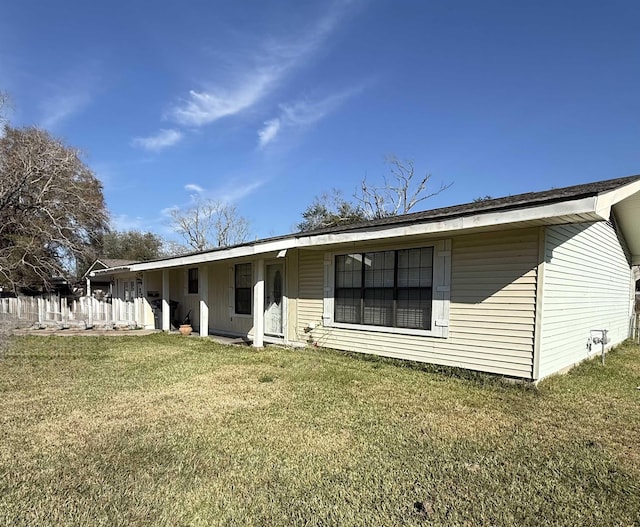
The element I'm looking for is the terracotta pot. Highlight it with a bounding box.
[179,324,192,336]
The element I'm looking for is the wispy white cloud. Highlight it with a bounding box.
[184,183,204,193]
[257,86,363,148]
[170,70,278,127]
[36,63,101,129]
[40,91,92,130]
[160,205,179,216]
[168,2,354,127]
[110,213,146,231]
[257,118,281,148]
[217,179,265,202]
[165,178,265,211]
[131,129,183,152]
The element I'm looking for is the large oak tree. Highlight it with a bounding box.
[0,125,108,292]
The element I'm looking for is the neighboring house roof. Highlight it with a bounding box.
[83,258,139,279]
[92,174,640,276]
[99,258,138,268]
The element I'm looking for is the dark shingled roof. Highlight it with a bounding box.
[120,174,640,267]
[298,174,640,236]
[99,258,139,268]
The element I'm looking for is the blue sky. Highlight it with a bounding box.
[2,1,639,241]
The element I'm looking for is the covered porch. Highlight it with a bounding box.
[94,250,294,348]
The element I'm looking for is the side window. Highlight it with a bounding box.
[188,268,198,294]
[235,263,252,315]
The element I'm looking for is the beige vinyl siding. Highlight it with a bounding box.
[207,262,253,337]
[169,269,200,330]
[286,249,299,343]
[296,228,539,378]
[538,222,632,379]
[296,250,325,344]
[143,271,162,328]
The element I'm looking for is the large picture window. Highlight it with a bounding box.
[334,247,433,330]
[235,263,252,315]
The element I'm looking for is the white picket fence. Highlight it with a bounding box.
[0,294,141,328]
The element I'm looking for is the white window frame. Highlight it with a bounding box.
[322,239,451,338]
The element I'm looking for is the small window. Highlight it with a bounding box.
[188,268,198,294]
[235,263,252,315]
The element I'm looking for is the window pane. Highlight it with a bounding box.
[235,288,252,315]
[335,289,361,324]
[336,254,361,288]
[364,251,394,287]
[396,288,432,329]
[235,263,252,288]
[363,288,393,326]
[397,247,433,287]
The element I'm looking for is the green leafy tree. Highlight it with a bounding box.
[102,230,164,261]
[296,190,366,231]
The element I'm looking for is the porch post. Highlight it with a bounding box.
[111,281,117,325]
[141,272,151,329]
[162,269,170,331]
[199,265,209,337]
[37,297,43,327]
[87,295,94,329]
[253,259,265,347]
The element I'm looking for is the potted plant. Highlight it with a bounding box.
[178,310,192,336]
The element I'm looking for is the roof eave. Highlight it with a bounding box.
[90,266,133,277]
[123,196,601,272]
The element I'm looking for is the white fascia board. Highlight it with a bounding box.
[90,266,132,277]
[295,196,601,248]
[129,238,298,272]
[82,262,100,279]
[124,196,600,272]
[594,179,640,217]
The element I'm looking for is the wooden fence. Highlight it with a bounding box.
[0,295,142,329]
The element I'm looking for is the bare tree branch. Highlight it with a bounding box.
[354,155,452,219]
[0,91,10,126]
[169,197,251,252]
[0,125,109,292]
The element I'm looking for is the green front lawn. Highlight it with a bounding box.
[1,334,639,526]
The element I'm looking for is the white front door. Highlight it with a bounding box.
[264,263,284,336]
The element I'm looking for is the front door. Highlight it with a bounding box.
[264,263,284,336]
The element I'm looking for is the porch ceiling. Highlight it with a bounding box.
[613,190,640,265]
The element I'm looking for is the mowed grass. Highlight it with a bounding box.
[1,335,639,527]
